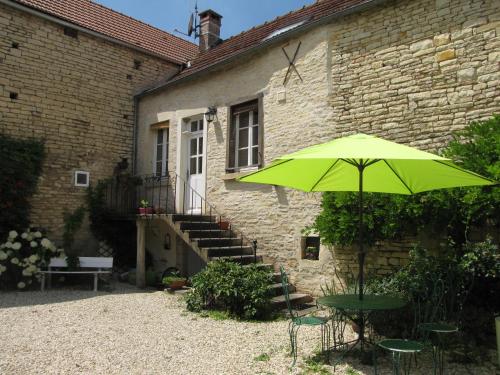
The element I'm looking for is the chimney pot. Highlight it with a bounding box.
[199,9,222,52]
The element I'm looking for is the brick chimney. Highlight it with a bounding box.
[198,9,222,52]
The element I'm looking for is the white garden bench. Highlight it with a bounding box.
[40,257,113,292]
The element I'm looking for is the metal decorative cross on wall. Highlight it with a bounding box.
[282,41,303,85]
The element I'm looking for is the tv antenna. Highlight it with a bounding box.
[174,1,200,39]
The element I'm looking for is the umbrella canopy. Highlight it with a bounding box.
[238,134,493,194]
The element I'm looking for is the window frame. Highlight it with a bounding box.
[153,127,169,177]
[226,94,264,173]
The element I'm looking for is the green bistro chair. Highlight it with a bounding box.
[280,266,331,366]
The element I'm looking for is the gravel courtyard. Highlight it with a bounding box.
[0,282,496,375]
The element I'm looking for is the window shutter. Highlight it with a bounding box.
[257,94,264,168]
[226,110,236,172]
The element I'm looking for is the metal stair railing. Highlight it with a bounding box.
[102,172,258,263]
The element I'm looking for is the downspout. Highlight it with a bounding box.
[132,96,139,176]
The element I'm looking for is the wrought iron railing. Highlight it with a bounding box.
[103,172,258,263]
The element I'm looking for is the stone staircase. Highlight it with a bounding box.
[170,214,315,312]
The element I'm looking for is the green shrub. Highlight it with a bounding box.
[0,228,65,290]
[0,135,45,240]
[185,260,273,320]
[368,239,499,346]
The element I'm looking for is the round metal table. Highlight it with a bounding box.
[317,294,407,358]
[317,294,407,312]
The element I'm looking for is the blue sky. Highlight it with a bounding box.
[95,0,314,41]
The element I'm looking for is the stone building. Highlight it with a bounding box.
[0,0,196,250]
[134,0,500,293]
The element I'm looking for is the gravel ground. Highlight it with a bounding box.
[0,282,497,375]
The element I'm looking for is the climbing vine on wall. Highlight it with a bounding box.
[0,135,45,240]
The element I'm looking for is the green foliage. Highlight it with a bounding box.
[185,260,273,320]
[65,254,80,271]
[309,116,499,248]
[162,276,185,285]
[368,240,499,346]
[62,206,85,252]
[0,229,64,290]
[0,135,45,240]
[254,353,270,362]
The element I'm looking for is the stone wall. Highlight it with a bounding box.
[0,3,179,251]
[137,0,500,294]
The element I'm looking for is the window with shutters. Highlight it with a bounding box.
[227,98,263,172]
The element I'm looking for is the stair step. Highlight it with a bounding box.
[187,230,233,239]
[209,254,262,265]
[172,214,216,222]
[196,238,243,248]
[252,263,274,271]
[271,293,313,308]
[179,221,220,231]
[272,272,281,282]
[269,282,295,295]
[207,246,254,257]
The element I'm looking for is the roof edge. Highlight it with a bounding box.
[136,0,389,98]
[0,0,186,65]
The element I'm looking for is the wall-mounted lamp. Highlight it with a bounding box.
[204,106,218,124]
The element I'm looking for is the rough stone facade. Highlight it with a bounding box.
[137,0,499,294]
[0,2,179,251]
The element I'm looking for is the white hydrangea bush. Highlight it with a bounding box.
[0,228,65,290]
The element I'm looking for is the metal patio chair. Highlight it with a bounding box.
[280,266,331,366]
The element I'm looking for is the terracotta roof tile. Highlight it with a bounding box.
[9,0,198,64]
[167,0,377,85]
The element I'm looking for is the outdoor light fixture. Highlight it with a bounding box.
[204,106,217,123]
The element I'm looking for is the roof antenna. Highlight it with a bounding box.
[174,1,200,39]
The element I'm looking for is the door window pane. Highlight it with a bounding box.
[252,110,258,125]
[199,137,203,154]
[198,156,203,174]
[199,121,204,131]
[157,129,164,143]
[190,157,197,175]
[190,138,197,155]
[191,121,198,132]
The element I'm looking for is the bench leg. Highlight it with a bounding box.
[94,273,98,292]
[41,274,45,292]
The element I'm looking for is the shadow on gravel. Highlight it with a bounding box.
[0,281,158,309]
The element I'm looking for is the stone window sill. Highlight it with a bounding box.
[221,168,258,181]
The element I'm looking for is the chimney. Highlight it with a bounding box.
[198,9,222,52]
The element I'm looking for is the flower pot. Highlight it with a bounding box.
[138,207,154,215]
[169,279,186,290]
[219,221,230,230]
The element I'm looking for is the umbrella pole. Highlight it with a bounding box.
[358,163,366,352]
[358,164,365,301]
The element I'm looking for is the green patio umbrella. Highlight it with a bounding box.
[238,133,495,300]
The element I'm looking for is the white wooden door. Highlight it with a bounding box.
[186,119,204,214]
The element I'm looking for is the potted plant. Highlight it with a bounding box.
[138,199,154,215]
[162,275,187,290]
[219,219,230,230]
[305,246,319,260]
